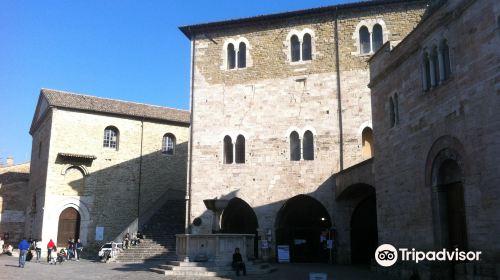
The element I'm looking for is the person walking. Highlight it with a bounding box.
[47,239,55,262]
[18,238,30,268]
[35,239,42,262]
[75,239,83,261]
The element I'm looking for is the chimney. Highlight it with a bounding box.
[6,156,13,166]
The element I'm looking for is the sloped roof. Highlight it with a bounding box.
[30,88,190,134]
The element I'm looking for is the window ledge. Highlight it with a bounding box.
[289,60,313,65]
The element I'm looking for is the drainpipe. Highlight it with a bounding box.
[137,119,144,224]
[186,31,196,235]
[334,7,344,171]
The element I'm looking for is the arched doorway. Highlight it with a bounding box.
[350,193,378,264]
[435,159,467,251]
[276,195,332,262]
[57,207,80,247]
[221,198,259,258]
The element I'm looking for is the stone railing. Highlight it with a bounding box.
[176,234,254,265]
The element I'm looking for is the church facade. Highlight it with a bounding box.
[28,89,189,251]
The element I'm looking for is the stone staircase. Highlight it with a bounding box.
[150,260,277,277]
[114,200,185,263]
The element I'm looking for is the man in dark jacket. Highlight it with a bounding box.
[18,238,30,268]
[232,248,246,276]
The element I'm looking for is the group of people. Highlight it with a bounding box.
[46,238,83,265]
[12,237,83,268]
[122,231,143,249]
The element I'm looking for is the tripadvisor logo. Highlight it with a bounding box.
[374,244,482,267]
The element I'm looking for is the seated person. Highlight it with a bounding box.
[232,248,246,276]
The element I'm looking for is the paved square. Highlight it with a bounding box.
[0,254,392,280]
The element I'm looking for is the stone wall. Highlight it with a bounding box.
[0,162,30,244]
[31,107,189,250]
[188,1,426,260]
[370,0,499,278]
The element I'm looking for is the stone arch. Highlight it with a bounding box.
[55,198,91,246]
[275,194,332,262]
[336,183,377,264]
[61,164,89,176]
[425,136,468,250]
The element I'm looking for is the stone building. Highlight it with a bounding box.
[0,158,30,245]
[28,89,190,253]
[179,0,427,263]
[365,0,500,278]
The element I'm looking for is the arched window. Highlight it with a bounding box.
[302,33,312,61]
[432,47,440,84]
[389,97,395,128]
[223,136,233,164]
[227,43,236,69]
[290,131,300,161]
[303,131,314,160]
[291,35,301,62]
[235,135,245,164]
[238,42,246,68]
[362,127,374,159]
[162,133,176,155]
[423,52,431,91]
[372,24,383,51]
[359,26,370,54]
[441,40,451,80]
[103,126,119,149]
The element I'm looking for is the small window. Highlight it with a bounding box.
[361,127,374,159]
[290,131,300,161]
[432,47,440,85]
[103,126,119,149]
[162,133,176,155]
[372,24,383,51]
[291,35,301,62]
[302,33,312,61]
[227,43,236,69]
[303,131,314,160]
[238,42,246,68]
[423,52,431,91]
[235,135,245,164]
[359,26,370,54]
[441,40,451,80]
[223,136,233,164]
[389,97,396,128]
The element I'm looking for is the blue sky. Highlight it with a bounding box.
[0,0,355,164]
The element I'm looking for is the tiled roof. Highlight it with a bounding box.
[40,88,190,124]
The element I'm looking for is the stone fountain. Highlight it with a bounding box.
[175,197,254,264]
[203,198,229,233]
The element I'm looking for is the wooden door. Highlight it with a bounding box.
[57,208,80,247]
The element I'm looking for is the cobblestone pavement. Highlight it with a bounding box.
[0,254,391,280]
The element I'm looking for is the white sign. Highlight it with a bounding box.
[327,239,333,249]
[261,240,269,249]
[277,245,290,263]
[95,227,104,241]
[309,273,327,280]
